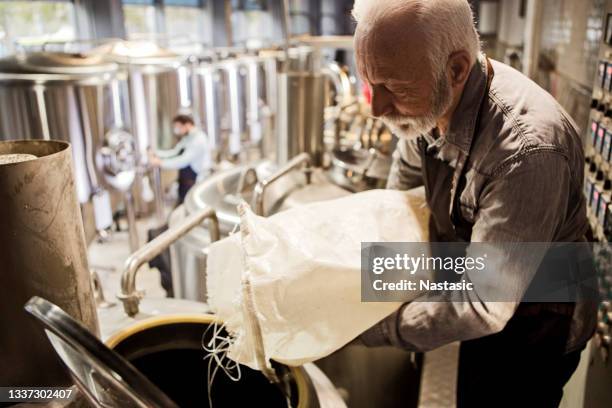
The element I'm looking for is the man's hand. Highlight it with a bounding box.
[148,151,162,167]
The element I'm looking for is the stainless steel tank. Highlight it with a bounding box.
[85,209,345,408]
[0,52,130,235]
[93,41,190,220]
[193,57,252,161]
[170,160,350,302]
[0,140,99,388]
[191,60,232,159]
[192,51,281,164]
[25,294,346,407]
[95,41,189,153]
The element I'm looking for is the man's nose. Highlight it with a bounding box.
[371,86,394,117]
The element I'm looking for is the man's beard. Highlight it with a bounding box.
[381,70,453,140]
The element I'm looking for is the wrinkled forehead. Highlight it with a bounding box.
[354,10,432,82]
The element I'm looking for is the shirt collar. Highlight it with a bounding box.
[443,53,490,155]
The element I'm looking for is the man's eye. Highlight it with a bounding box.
[390,88,409,97]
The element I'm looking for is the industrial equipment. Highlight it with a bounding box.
[0,140,99,388]
[93,40,190,223]
[0,51,135,238]
[26,296,342,408]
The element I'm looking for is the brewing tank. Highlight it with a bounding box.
[191,52,281,163]
[0,140,99,387]
[93,41,190,220]
[95,40,190,156]
[0,52,130,235]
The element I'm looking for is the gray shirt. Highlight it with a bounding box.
[362,55,596,353]
[157,128,211,176]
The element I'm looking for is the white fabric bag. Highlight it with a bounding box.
[206,188,429,370]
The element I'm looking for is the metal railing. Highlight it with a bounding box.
[252,152,312,216]
[118,206,220,316]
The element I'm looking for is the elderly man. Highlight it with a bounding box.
[354,0,596,406]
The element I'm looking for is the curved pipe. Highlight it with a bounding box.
[252,152,311,216]
[118,206,220,317]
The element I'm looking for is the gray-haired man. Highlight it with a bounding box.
[353,0,597,406]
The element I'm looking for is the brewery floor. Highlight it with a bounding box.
[88,214,168,304]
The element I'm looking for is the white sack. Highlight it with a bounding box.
[206,188,429,370]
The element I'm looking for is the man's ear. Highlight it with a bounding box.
[447,50,472,87]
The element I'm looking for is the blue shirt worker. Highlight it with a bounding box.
[150,114,211,205]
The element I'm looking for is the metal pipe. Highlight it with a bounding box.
[252,152,311,216]
[76,86,100,190]
[33,85,51,141]
[124,190,140,253]
[151,166,166,226]
[118,206,220,317]
[0,140,99,387]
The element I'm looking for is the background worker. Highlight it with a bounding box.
[149,113,211,205]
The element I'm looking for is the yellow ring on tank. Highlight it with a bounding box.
[105,314,312,408]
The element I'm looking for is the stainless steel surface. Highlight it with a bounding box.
[119,206,220,317]
[103,314,320,408]
[91,270,115,309]
[98,297,211,341]
[321,61,354,107]
[192,55,275,162]
[124,190,140,253]
[253,152,312,215]
[170,163,349,303]
[0,140,99,387]
[93,40,188,220]
[315,345,420,408]
[0,52,126,205]
[192,62,226,154]
[167,165,418,407]
[417,342,460,408]
[0,51,132,239]
[95,301,342,408]
[328,147,391,192]
[277,70,326,166]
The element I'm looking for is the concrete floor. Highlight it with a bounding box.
[87,214,167,304]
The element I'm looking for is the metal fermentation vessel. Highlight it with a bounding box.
[0,140,99,387]
[95,41,188,154]
[0,52,131,236]
[93,41,190,221]
[191,51,281,163]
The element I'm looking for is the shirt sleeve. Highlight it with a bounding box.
[160,139,203,171]
[156,142,183,159]
[361,151,572,350]
[386,137,424,190]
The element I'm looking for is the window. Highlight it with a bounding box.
[165,0,208,45]
[235,0,266,11]
[0,0,76,56]
[321,1,338,35]
[289,0,310,36]
[230,0,271,46]
[122,0,157,40]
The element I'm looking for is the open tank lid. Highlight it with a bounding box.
[24,296,179,408]
[91,40,185,66]
[0,52,118,76]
